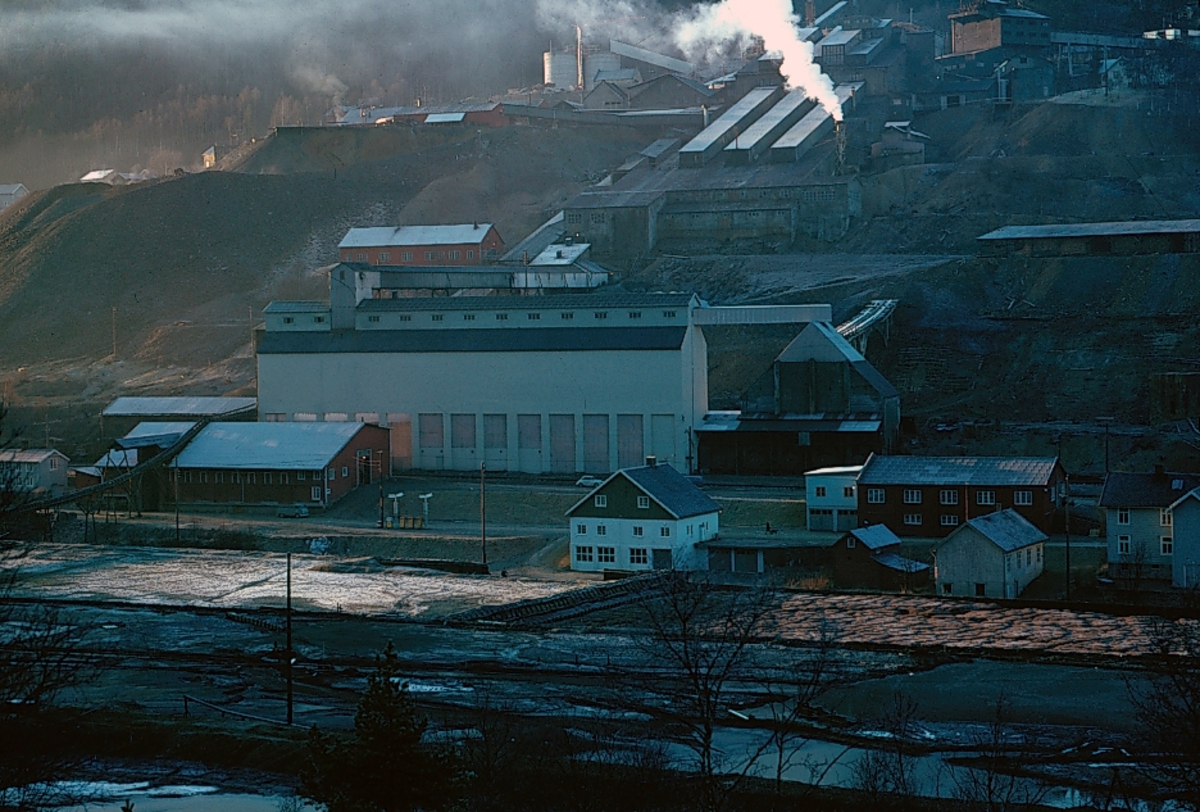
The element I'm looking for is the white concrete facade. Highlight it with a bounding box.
[569,514,715,572]
[934,523,1044,599]
[805,465,862,531]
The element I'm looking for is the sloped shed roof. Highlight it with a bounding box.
[174,422,368,470]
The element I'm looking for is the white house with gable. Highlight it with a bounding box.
[805,464,862,531]
[934,508,1046,599]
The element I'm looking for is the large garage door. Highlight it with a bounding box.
[617,414,644,470]
[418,413,444,470]
[386,413,412,472]
[549,414,575,473]
[583,414,609,474]
[517,414,542,473]
[483,414,507,471]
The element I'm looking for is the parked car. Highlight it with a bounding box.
[575,475,604,488]
[276,503,310,518]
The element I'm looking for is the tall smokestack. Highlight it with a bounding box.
[805,0,816,26]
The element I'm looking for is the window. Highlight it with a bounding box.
[379,252,390,263]
[425,251,435,261]
[264,473,273,485]
[449,250,460,260]
[687,525,694,536]
[50,458,59,470]
[463,314,475,321]
[663,310,676,317]
[398,315,411,322]
[233,472,241,484]
[313,315,325,323]
[575,546,594,563]
[597,547,616,564]
[496,313,508,321]
[401,251,413,262]
[1037,545,1042,563]
[561,312,574,320]
[355,252,366,262]
[565,213,582,225]
[432,314,444,322]
[940,489,959,505]
[843,486,855,498]
[247,473,256,485]
[297,471,306,481]
[576,524,586,534]
[594,495,607,508]
[942,583,952,595]
[368,315,380,323]
[341,466,349,478]
[1117,535,1131,555]
[637,496,650,509]
[1117,507,1130,525]
[314,470,324,480]
[527,313,540,320]
[594,312,607,319]
[846,536,856,548]
[283,316,294,324]
[328,468,336,480]
[1161,509,1173,527]
[633,526,644,537]
[903,513,922,526]
[596,525,607,536]
[660,526,671,537]
[1162,537,1174,556]
[976,490,996,506]
[591,213,605,224]
[630,548,648,566]
[216,471,225,484]
[1014,490,1033,506]
[903,489,922,504]
[628,311,641,319]
[466,250,474,260]
[311,486,322,501]
[815,486,827,498]
[941,514,960,526]
[867,488,885,504]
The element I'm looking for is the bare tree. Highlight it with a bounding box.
[948,692,1048,811]
[1125,617,1200,810]
[634,573,774,811]
[851,690,921,803]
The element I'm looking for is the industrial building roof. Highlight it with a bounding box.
[1099,471,1200,508]
[680,85,780,155]
[859,455,1059,486]
[530,242,590,265]
[103,397,257,417]
[819,28,861,48]
[174,422,370,470]
[954,509,1047,553]
[356,292,695,312]
[773,106,832,150]
[609,39,694,75]
[848,524,900,550]
[566,189,666,209]
[258,326,689,355]
[264,301,330,314]
[119,422,197,450]
[978,219,1200,241]
[725,89,814,152]
[500,212,565,263]
[568,462,719,519]
[339,224,497,248]
[694,414,881,433]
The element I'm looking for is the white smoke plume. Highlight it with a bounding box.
[676,0,842,120]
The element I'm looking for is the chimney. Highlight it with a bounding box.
[805,0,816,26]
[473,222,479,230]
[645,455,657,467]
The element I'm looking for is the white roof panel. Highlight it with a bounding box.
[339,224,496,249]
[104,397,257,417]
[530,243,590,265]
[175,422,369,470]
[423,112,466,123]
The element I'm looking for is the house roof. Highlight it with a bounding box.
[119,422,198,450]
[805,465,864,476]
[174,422,371,470]
[1169,487,1200,512]
[0,184,28,195]
[103,396,257,417]
[858,454,1059,487]
[1099,471,1200,508]
[954,509,1047,553]
[873,552,931,573]
[0,449,67,464]
[848,524,901,551]
[568,462,720,519]
[339,224,498,249]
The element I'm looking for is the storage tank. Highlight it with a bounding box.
[543,50,577,88]
[583,51,622,92]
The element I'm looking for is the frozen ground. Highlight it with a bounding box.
[8,544,584,618]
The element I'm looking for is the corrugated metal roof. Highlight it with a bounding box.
[423,112,466,123]
[264,301,329,314]
[1099,471,1200,508]
[566,189,666,209]
[858,455,1059,486]
[694,416,882,433]
[339,224,497,249]
[0,449,66,464]
[258,326,689,355]
[957,509,1046,552]
[873,552,931,573]
[103,397,257,417]
[356,292,693,312]
[609,39,694,75]
[124,422,198,438]
[979,219,1200,241]
[621,463,721,519]
[175,422,369,470]
[849,524,900,550]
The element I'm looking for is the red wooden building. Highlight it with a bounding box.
[338,224,506,267]
[856,454,1064,537]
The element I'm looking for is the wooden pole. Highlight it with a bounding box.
[286,552,293,725]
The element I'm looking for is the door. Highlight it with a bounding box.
[651,414,675,467]
[652,548,673,570]
[517,414,542,473]
[549,414,575,473]
[583,414,609,474]
[617,414,644,469]
[450,414,477,471]
[483,414,508,471]
[387,413,412,472]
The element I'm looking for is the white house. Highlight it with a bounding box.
[0,183,28,212]
[567,457,720,572]
[0,449,70,497]
[934,509,1046,599]
[804,465,862,531]
[1099,469,1195,584]
[1168,488,1200,588]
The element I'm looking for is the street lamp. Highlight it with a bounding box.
[386,492,404,527]
[418,493,433,527]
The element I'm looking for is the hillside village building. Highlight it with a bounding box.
[0,183,28,212]
[256,272,832,475]
[1099,469,1198,584]
[338,224,505,267]
[805,465,863,531]
[934,509,1046,599]
[1170,488,1200,588]
[0,449,69,497]
[566,458,720,572]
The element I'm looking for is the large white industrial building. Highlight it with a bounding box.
[256,268,830,475]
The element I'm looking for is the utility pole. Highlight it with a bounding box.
[480,462,488,569]
[111,306,117,357]
[1064,475,1072,601]
[286,552,293,725]
[174,461,180,545]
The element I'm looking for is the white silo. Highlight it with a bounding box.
[543,50,577,88]
[583,51,622,92]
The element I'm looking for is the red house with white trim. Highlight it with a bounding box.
[338,224,506,266]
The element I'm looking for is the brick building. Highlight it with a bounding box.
[338,224,505,267]
[856,454,1064,537]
